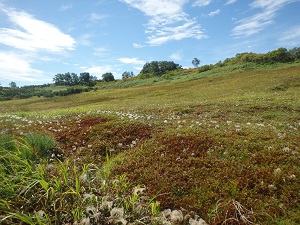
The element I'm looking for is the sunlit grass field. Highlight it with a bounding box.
[1,63,299,224]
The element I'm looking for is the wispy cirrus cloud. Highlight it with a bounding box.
[0,8,75,52]
[59,4,73,12]
[0,4,76,85]
[208,9,221,17]
[278,26,300,46]
[225,0,237,5]
[93,47,110,56]
[132,43,144,48]
[89,13,110,21]
[120,0,206,45]
[0,52,51,84]
[192,0,213,7]
[170,52,183,61]
[232,0,299,37]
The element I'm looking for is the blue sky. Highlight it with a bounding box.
[0,0,300,86]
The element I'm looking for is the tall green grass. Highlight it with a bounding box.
[2,135,203,224]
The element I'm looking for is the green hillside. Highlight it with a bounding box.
[0,63,299,224]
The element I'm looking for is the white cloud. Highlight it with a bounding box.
[232,0,299,37]
[170,52,183,61]
[0,8,75,52]
[77,34,92,46]
[120,0,206,45]
[146,17,206,45]
[85,65,116,78]
[225,0,237,5]
[118,57,145,65]
[93,47,110,56]
[0,52,50,85]
[59,4,73,11]
[193,0,213,7]
[121,0,186,16]
[208,9,221,17]
[89,13,109,21]
[133,43,144,48]
[279,26,300,46]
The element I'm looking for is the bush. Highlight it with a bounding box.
[198,64,212,73]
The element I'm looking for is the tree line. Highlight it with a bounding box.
[0,85,98,101]
[53,72,97,86]
[224,47,300,64]
[196,47,300,73]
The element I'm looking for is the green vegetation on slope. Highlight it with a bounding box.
[0,63,299,224]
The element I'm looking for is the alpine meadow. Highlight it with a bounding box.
[1,49,300,224]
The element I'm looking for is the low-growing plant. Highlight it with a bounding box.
[24,133,56,158]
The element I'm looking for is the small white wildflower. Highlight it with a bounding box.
[110,207,127,225]
[74,216,90,225]
[83,193,94,201]
[133,186,146,195]
[170,210,183,223]
[101,196,113,210]
[273,168,282,176]
[189,217,208,225]
[268,184,277,190]
[135,204,144,214]
[175,157,181,162]
[80,173,88,183]
[46,164,55,171]
[36,210,45,219]
[86,206,97,216]
[289,174,296,179]
[162,209,172,220]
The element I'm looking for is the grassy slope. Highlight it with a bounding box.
[1,64,299,224]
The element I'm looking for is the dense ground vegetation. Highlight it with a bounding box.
[0,57,299,224]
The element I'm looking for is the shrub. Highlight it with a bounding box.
[198,64,212,73]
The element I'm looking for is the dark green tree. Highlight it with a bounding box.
[140,61,181,76]
[289,47,300,60]
[64,72,72,85]
[192,58,200,67]
[53,73,66,85]
[79,72,90,83]
[71,73,79,85]
[9,82,17,88]
[122,71,134,79]
[268,48,292,63]
[102,72,115,82]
